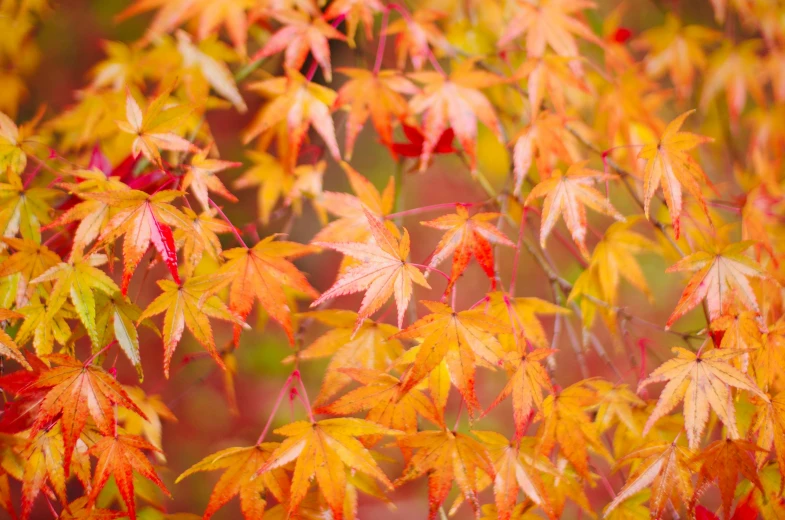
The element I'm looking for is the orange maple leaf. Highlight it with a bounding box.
[176,443,290,520]
[182,148,240,212]
[82,189,194,294]
[666,241,769,329]
[604,440,695,519]
[323,0,383,46]
[384,9,449,71]
[691,439,765,520]
[317,367,443,436]
[87,434,171,520]
[312,161,395,245]
[139,273,244,377]
[220,236,318,344]
[257,418,398,520]
[525,161,624,258]
[639,347,768,449]
[312,208,430,330]
[253,10,346,82]
[498,0,601,62]
[395,301,509,414]
[243,69,340,169]
[474,431,553,520]
[292,310,404,405]
[116,84,195,166]
[537,380,612,479]
[510,111,583,194]
[394,429,495,519]
[422,205,514,291]
[334,68,418,159]
[638,109,714,238]
[485,348,554,439]
[409,59,503,171]
[30,354,146,473]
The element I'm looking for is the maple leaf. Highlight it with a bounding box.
[324,0,383,46]
[45,171,130,253]
[0,309,30,369]
[395,429,495,519]
[312,208,430,330]
[176,31,247,112]
[116,83,195,166]
[220,236,319,344]
[59,497,128,520]
[176,443,290,520]
[118,386,176,462]
[514,55,590,120]
[473,431,553,520]
[317,368,442,437]
[333,68,418,159]
[700,41,766,123]
[665,241,769,329]
[525,161,624,258]
[396,301,509,414]
[510,111,583,195]
[750,392,785,485]
[87,434,170,520]
[13,297,74,356]
[312,161,395,245]
[20,425,67,520]
[589,380,646,435]
[390,123,456,161]
[537,380,612,478]
[30,251,119,348]
[182,148,240,212]
[253,10,346,82]
[633,14,720,100]
[486,348,554,439]
[638,109,713,238]
[0,112,28,175]
[139,273,243,377]
[575,217,658,304]
[0,238,60,307]
[750,318,785,392]
[498,0,601,62]
[257,418,398,520]
[409,59,503,171]
[569,218,658,335]
[0,169,59,247]
[485,291,570,350]
[174,207,232,278]
[384,9,449,71]
[30,353,146,473]
[91,293,152,381]
[292,310,404,405]
[639,347,767,449]
[81,189,194,294]
[691,439,765,520]
[604,440,695,519]
[243,69,340,169]
[234,151,326,225]
[422,205,514,290]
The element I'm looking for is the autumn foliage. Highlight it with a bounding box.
[1,0,785,519]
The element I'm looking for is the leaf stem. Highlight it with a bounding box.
[208,198,248,248]
[385,201,483,220]
[257,371,299,444]
[410,263,451,282]
[372,9,390,75]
